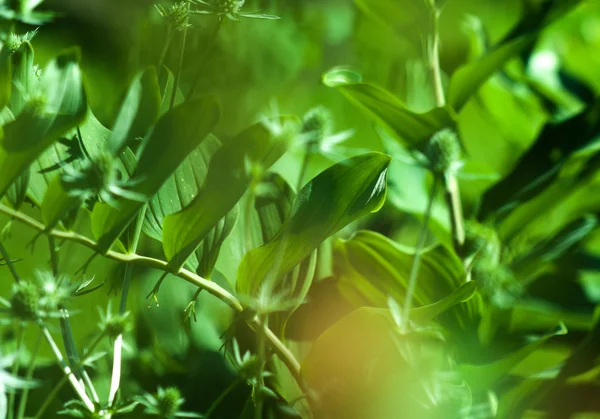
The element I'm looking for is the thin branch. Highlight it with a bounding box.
[428,1,445,107]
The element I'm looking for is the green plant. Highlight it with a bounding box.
[1,0,600,418]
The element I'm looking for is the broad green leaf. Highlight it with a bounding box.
[40,175,79,229]
[459,323,567,393]
[334,230,465,308]
[143,133,239,277]
[0,45,11,110]
[8,40,34,115]
[448,0,583,112]
[323,67,453,149]
[301,307,469,419]
[143,135,222,241]
[409,280,478,326]
[91,96,220,253]
[236,152,391,298]
[108,67,161,156]
[163,117,296,271]
[5,169,29,210]
[158,66,184,117]
[448,36,535,111]
[0,48,87,199]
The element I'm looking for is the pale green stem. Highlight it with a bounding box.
[7,324,24,419]
[38,320,95,412]
[429,1,445,107]
[170,2,191,110]
[254,315,267,419]
[401,177,440,331]
[16,331,42,419]
[108,205,146,408]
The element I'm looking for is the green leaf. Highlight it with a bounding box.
[108,67,161,156]
[409,280,478,326]
[236,152,391,299]
[5,169,30,210]
[29,108,112,206]
[143,134,222,241]
[8,40,34,115]
[334,230,465,309]
[323,67,453,149]
[91,96,220,253]
[0,45,11,110]
[301,307,469,418]
[143,133,239,277]
[0,48,87,200]
[162,117,296,271]
[459,323,567,393]
[448,36,535,111]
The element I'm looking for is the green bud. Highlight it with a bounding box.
[425,128,461,174]
[6,33,21,53]
[155,2,191,31]
[10,281,40,321]
[156,386,184,417]
[301,106,333,145]
[101,312,130,339]
[216,0,243,15]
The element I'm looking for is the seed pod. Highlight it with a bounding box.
[156,386,184,417]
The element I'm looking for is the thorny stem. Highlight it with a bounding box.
[428,0,445,107]
[188,17,222,99]
[401,176,440,331]
[0,204,305,395]
[16,331,42,419]
[170,1,191,110]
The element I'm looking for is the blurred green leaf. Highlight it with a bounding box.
[91,96,220,253]
[323,67,454,149]
[459,322,567,393]
[163,118,296,271]
[334,230,465,310]
[108,67,161,156]
[236,153,391,300]
[0,45,11,110]
[5,169,29,210]
[0,47,87,199]
[8,40,34,115]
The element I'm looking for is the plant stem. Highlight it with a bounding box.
[204,378,242,419]
[428,1,445,107]
[188,17,222,99]
[7,323,24,419]
[170,2,191,110]
[0,204,306,396]
[48,236,98,403]
[16,331,42,419]
[157,26,173,71]
[445,173,465,248]
[108,205,146,407]
[401,176,439,332]
[254,315,267,419]
[0,240,21,282]
[38,320,95,412]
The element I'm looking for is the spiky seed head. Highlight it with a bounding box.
[156,386,184,417]
[6,33,21,52]
[10,281,40,321]
[301,106,333,145]
[426,128,461,174]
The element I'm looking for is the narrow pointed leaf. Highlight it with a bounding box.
[323,67,453,149]
[236,152,391,298]
[91,96,220,253]
[108,67,161,156]
[163,117,296,270]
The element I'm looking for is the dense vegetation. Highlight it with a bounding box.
[1,0,600,418]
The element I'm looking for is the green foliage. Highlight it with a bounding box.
[0,0,599,418]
